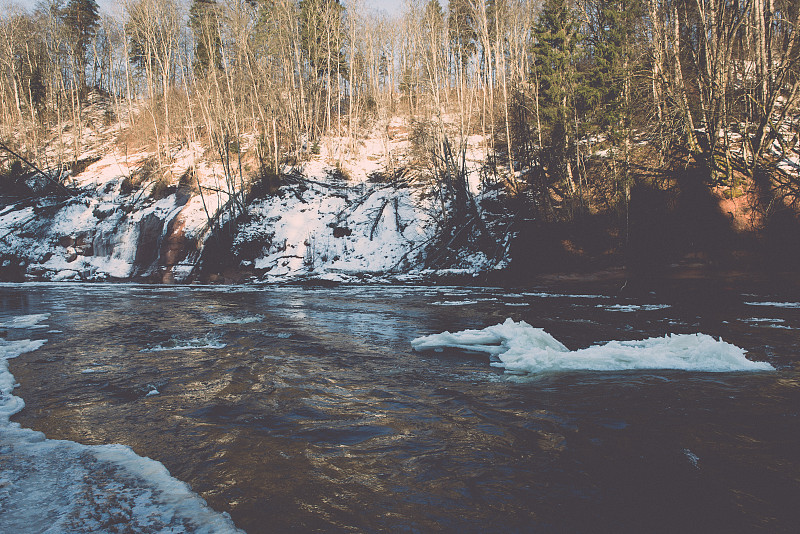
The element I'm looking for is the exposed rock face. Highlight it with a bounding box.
[159,211,201,284]
[134,213,165,276]
[0,185,214,282]
[332,226,352,238]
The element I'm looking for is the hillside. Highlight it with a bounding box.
[0,96,510,283]
[2,89,798,285]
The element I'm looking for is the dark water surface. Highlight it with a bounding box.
[3,282,800,533]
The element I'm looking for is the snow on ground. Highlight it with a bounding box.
[1,106,505,283]
[0,140,231,282]
[411,318,775,374]
[238,171,439,280]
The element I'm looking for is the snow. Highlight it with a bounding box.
[411,318,775,374]
[0,103,508,283]
[242,177,440,279]
[0,313,243,533]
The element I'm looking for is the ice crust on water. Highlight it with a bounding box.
[745,301,800,309]
[0,313,50,328]
[0,315,243,533]
[597,304,671,312]
[411,318,775,373]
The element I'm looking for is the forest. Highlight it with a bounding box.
[1,0,799,281]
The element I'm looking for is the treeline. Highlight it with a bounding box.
[1,0,798,223]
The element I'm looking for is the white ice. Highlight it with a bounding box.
[141,334,226,352]
[597,304,671,312]
[0,314,50,329]
[411,318,775,374]
[205,313,263,325]
[745,301,800,309]
[0,315,243,533]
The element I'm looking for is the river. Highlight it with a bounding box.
[2,281,800,533]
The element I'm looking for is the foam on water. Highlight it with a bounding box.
[411,318,775,374]
[0,315,242,533]
[141,333,227,352]
[745,301,800,309]
[205,313,264,325]
[597,304,672,312]
[520,292,609,299]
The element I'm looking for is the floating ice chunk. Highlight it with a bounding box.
[411,319,774,373]
[141,334,226,352]
[743,318,794,329]
[521,292,609,299]
[412,318,568,358]
[683,448,700,469]
[597,304,671,312]
[0,314,50,329]
[80,368,107,374]
[1,339,47,422]
[0,431,243,534]
[206,313,263,325]
[745,301,800,309]
[1,327,241,533]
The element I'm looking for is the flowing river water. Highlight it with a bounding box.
[2,281,800,533]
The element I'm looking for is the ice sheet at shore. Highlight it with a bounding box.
[0,318,243,533]
[411,319,775,373]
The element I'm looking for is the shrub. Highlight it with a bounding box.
[120,176,137,195]
[150,176,176,200]
[0,160,30,196]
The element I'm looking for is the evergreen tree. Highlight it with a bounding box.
[447,0,477,71]
[63,0,100,91]
[530,0,579,189]
[189,0,223,76]
[299,0,346,77]
[581,0,641,144]
[422,0,445,93]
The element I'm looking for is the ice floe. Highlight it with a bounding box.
[205,313,264,325]
[0,314,243,533]
[432,300,480,306]
[411,318,774,374]
[0,314,50,329]
[744,301,800,309]
[141,333,226,352]
[596,304,671,312]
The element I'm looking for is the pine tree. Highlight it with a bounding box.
[299,0,346,77]
[447,0,477,71]
[530,0,579,192]
[581,0,642,144]
[63,0,100,91]
[422,0,445,95]
[189,0,223,76]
